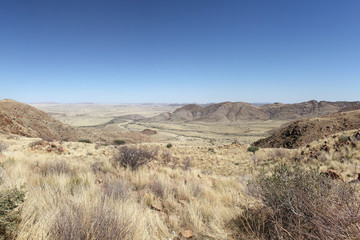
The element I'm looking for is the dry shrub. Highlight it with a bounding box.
[101,178,131,200]
[238,164,360,240]
[0,143,8,153]
[91,161,105,174]
[182,157,192,171]
[28,140,43,148]
[113,146,156,170]
[39,160,73,176]
[148,179,169,198]
[50,201,131,240]
[161,150,172,164]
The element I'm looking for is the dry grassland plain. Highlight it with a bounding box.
[32,103,287,145]
[0,104,353,239]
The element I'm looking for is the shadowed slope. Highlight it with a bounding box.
[253,110,360,148]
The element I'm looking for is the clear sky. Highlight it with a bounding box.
[1,0,359,104]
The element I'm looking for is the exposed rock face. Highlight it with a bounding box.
[321,169,343,181]
[149,100,360,122]
[0,99,97,141]
[253,110,360,149]
[338,103,360,113]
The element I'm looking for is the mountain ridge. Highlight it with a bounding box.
[253,109,360,148]
[148,100,360,122]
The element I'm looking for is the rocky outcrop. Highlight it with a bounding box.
[253,110,360,148]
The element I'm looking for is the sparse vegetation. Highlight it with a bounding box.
[238,164,360,239]
[114,146,156,170]
[247,146,259,154]
[1,102,360,239]
[50,201,132,240]
[0,143,8,153]
[0,184,26,238]
[78,139,92,143]
[113,139,126,145]
[39,160,73,176]
[28,140,44,148]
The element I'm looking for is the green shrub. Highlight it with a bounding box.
[113,139,126,145]
[166,143,172,149]
[78,139,91,143]
[247,146,259,154]
[237,164,360,239]
[208,147,215,153]
[0,185,26,237]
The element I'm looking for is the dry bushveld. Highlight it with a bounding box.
[0,129,360,239]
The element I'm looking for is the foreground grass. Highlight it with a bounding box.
[1,129,360,239]
[0,150,248,240]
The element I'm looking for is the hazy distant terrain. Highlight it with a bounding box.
[32,102,288,145]
[32,100,360,145]
[32,103,180,127]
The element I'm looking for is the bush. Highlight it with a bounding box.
[247,146,259,154]
[238,164,360,239]
[0,185,26,237]
[208,147,215,153]
[166,143,172,149]
[0,143,8,153]
[101,178,131,200]
[28,140,44,148]
[50,201,131,240]
[182,157,192,171]
[113,139,126,145]
[113,146,156,170]
[39,160,73,176]
[78,139,92,143]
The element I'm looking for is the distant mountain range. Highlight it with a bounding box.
[148,100,360,122]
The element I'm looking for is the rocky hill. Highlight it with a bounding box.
[149,100,360,122]
[253,110,360,148]
[0,99,98,141]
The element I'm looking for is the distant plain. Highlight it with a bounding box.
[32,103,287,145]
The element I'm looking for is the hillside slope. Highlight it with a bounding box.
[253,110,360,148]
[148,100,360,122]
[0,99,97,141]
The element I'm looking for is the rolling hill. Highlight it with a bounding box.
[0,99,98,141]
[148,100,360,122]
[253,109,360,148]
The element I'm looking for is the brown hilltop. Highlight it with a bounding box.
[149,100,360,122]
[253,109,360,149]
[0,99,98,141]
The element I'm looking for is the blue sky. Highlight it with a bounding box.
[1,0,359,103]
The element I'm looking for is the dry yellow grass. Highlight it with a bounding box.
[0,134,253,240]
[0,126,359,239]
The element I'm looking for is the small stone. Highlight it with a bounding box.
[151,202,162,211]
[179,230,193,239]
[96,178,104,184]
